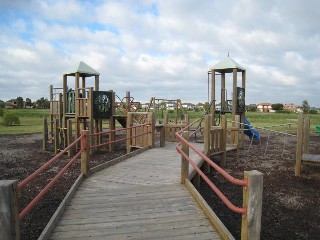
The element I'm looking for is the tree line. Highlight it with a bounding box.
[0,97,50,109]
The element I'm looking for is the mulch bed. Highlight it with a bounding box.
[198,133,320,239]
[0,133,126,240]
[1,133,319,239]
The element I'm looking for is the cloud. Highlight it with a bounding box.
[0,0,319,108]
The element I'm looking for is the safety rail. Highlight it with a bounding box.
[90,124,152,151]
[175,120,263,240]
[0,130,91,240]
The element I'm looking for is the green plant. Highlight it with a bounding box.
[0,108,4,117]
[3,112,20,126]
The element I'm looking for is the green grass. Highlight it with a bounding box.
[0,109,49,134]
[1,108,320,135]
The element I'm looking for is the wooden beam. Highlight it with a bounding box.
[0,180,19,240]
[241,170,263,240]
[295,115,304,176]
[232,69,237,125]
[181,131,189,184]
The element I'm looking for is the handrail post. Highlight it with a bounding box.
[81,130,91,176]
[241,170,263,240]
[126,113,133,153]
[148,112,155,148]
[221,115,227,167]
[43,117,48,151]
[181,131,189,184]
[204,114,211,174]
[0,180,20,240]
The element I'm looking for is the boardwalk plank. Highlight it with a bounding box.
[48,143,221,239]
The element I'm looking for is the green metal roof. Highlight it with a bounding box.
[64,61,100,77]
[210,57,245,73]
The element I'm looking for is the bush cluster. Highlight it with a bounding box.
[3,112,20,126]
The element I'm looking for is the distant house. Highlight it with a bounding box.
[5,99,17,109]
[182,103,195,110]
[283,103,297,112]
[256,103,272,112]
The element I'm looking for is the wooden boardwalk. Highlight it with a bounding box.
[48,143,221,239]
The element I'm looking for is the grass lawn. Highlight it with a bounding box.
[0,109,49,134]
[1,108,320,135]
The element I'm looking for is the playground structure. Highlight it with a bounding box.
[295,115,320,176]
[205,56,250,165]
[44,61,118,153]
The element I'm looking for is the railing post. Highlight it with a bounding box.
[181,131,189,184]
[204,114,211,174]
[241,170,263,240]
[54,118,59,154]
[147,112,155,148]
[221,115,227,167]
[0,180,20,240]
[43,117,48,151]
[126,113,133,153]
[159,125,165,147]
[81,130,91,176]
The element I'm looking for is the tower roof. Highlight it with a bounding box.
[64,61,100,77]
[210,57,245,73]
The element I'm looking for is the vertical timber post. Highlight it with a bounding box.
[204,114,211,174]
[126,113,133,153]
[0,180,20,240]
[54,119,59,154]
[181,131,189,184]
[43,118,48,151]
[241,170,263,240]
[81,130,91,176]
[221,115,227,167]
[147,112,155,148]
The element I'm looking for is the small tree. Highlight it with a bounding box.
[302,100,310,114]
[3,112,20,126]
[25,98,32,108]
[0,100,5,108]
[272,103,284,111]
[16,96,24,108]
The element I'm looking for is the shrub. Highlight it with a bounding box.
[3,112,20,126]
[0,108,4,117]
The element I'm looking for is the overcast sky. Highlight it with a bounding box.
[0,0,319,107]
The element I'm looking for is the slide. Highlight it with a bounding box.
[244,118,260,140]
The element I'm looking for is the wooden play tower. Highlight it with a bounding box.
[204,56,246,165]
[46,61,115,153]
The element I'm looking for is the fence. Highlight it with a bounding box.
[176,122,263,240]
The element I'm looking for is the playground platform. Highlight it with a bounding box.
[45,143,221,239]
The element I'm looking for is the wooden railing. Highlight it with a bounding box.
[176,123,263,240]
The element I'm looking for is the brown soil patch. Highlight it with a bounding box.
[198,133,320,239]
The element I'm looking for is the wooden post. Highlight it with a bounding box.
[184,113,190,126]
[109,117,115,152]
[211,70,215,124]
[241,170,263,240]
[221,72,226,111]
[295,115,304,176]
[164,112,169,141]
[126,113,133,153]
[0,180,19,240]
[67,119,73,157]
[221,115,227,167]
[43,117,48,151]
[54,119,59,154]
[95,75,99,91]
[147,112,155,148]
[81,130,90,176]
[181,131,189,184]
[232,68,237,126]
[159,125,165,147]
[204,114,211,156]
